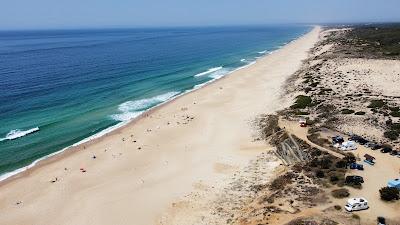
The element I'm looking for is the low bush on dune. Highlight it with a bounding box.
[294,110,310,115]
[291,95,312,109]
[354,111,366,115]
[307,132,330,147]
[331,188,350,199]
[352,214,360,220]
[335,160,347,168]
[368,99,385,108]
[384,130,399,140]
[390,111,400,117]
[328,171,345,185]
[341,109,355,114]
[315,170,325,178]
[380,187,400,201]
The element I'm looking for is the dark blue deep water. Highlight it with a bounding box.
[0,25,310,179]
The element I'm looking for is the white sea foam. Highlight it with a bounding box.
[111,91,180,122]
[232,61,256,72]
[0,127,39,142]
[194,66,223,77]
[208,68,231,79]
[258,50,267,54]
[193,83,208,89]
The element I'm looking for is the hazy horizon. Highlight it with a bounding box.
[1,0,400,30]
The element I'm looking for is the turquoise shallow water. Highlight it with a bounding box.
[0,25,310,180]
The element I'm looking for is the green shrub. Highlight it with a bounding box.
[379,187,400,201]
[347,182,362,189]
[390,111,400,117]
[320,157,333,169]
[335,160,347,168]
[331,188,350,199]
[352,214,360,220]
[390,123,400,131]
[330,175,339,183]
[316,170,325,178]
[294,110,310,115]
[311,149,322,157]
[354,111,366,115]
[341,109,355,114]
[291,95,312,109]
[368,99,385,108]
[384,130,399,140]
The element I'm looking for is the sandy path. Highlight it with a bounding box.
[279,119,345,159]
[0,27,320,225]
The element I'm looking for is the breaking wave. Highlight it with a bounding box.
[0,127,39,142]
[111,92,180,122]
[194,66,223,77]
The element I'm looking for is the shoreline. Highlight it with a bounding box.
[0,26,320,225]
[0,28,309,184]
[0,52,264,184]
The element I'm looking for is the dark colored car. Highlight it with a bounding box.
[381,147,392,153]
[390,150,398,156]
[371,144,382,150]
[377,217,386,225]
[349,135,361,142]
[349,135,368,145]
[365,142,375,148]
[359,138,369,145]
[332,136,344,145]
[345,175,364,184]
[350,163,364,170]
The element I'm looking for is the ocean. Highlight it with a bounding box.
[0,25,310,180]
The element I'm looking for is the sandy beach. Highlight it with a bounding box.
[0,26,320,225]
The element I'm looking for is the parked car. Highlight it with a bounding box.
[381,147,392,153]
[345,198,369,212]
[340,141,357,151]
[364,154,376,165]
[388,178,400,190]
[377,217,386,225]
[390,150,398,156]
[349,135,368,145]
[332,135,344,145]
[350,163,364,170]
[371,144,382,150]
[365,142,376,148]
[349,135,361,142]
[345,175,364,184]
[359,138,369,145]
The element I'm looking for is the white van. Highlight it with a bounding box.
[340,141,357,151]
[344,198,369,212]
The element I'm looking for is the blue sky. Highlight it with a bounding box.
[1,0,400,30]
